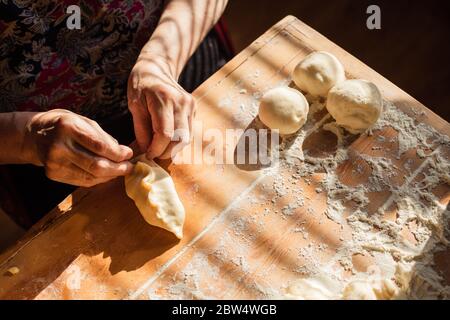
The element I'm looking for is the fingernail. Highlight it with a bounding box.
[121,145,134,159]
[120,162,134,175]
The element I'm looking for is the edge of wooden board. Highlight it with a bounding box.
[0,14,448,278]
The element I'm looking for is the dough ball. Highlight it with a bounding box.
[326,79,383,134]
[258,87,309,135]
[292,51,346,97]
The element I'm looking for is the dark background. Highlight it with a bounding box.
[224,0,450,121]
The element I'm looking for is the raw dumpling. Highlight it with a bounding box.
[125,155,185,239]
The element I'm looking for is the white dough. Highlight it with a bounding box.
[326,79,383,134]
[258,87,309,135]
[342,279,399,300]
[285,276,399,300]
[285,275,341,300]
[125,155,185,239]
[292,51,346,97]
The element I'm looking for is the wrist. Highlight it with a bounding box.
[0,112,39,165]
[16,112,41,166]
[137,44,179,79]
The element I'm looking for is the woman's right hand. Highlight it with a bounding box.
[23,109,134,187]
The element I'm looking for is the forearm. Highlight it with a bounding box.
[0,112,37,165]
[140,0,228,78]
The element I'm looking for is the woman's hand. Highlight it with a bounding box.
[127,0,229,159]
[23,109,134,187]
[127,54,196,160]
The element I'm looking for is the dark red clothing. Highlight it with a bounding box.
[0,0,164,120]
[0,1,234,229]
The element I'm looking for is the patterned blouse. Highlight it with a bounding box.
[0,0,164,121]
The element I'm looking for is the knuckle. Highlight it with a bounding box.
[88,159,107,176]
[173,101,186,113]
[183,93,195,106]
[153,84,174,101]
[177,94,195,113]
[127,98,139,112]
[127,87,141,106]
[87,160,101,175]
[152,83,168,94]
[158,129,173,140]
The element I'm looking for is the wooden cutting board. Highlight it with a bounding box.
[0,16,449,300]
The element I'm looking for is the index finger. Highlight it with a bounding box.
[70,119,133,162]
[67,142,134,178]
[146,94,174,159]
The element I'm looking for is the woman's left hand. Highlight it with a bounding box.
[127,53,196,160]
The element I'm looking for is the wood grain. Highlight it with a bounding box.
[0,16,448,300]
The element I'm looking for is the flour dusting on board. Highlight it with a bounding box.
[146,74,449,300]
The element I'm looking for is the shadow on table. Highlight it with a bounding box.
[231,95,450,298]
[233,117,281,171]
[0,177,180,299]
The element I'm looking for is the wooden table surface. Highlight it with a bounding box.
[0,16,449,300]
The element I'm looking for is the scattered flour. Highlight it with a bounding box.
[146,74,450,300]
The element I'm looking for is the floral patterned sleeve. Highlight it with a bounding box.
[0,0,164,121]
